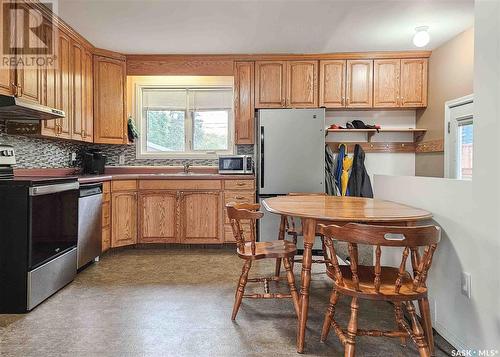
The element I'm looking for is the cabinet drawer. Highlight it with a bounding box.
[112,180,137,191]
[224,224,252,242]
[102,227,110,253]
[224,191,255,223]
[102,201,110,227]
[224,180,255,190]
[224,191,255,204]
[139,180,221,190]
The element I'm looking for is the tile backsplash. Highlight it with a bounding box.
[0,124,254,169]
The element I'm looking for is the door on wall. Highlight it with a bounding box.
[445,95,474,180]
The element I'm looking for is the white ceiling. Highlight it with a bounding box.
[56,0,474,54]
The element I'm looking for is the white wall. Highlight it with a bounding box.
[374,0,500,349]
[325,110,416,179]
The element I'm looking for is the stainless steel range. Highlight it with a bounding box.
[0,146,79,312]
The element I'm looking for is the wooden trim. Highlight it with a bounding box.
[327,142,416,153]
[126,51,431,76]
[92,47,127,61]
[416,139,444,153]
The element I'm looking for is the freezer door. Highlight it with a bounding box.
[258,109,325,195]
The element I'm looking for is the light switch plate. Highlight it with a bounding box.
[461,272,471,299]
[118,154,125,165]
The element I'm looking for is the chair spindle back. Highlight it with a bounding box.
[226,203,262,255]
[317,223,441,293]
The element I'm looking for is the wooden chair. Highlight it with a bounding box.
[226,202,300,320]
[317,223,440,357]
[275,192,329,277]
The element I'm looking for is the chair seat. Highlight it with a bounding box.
[327,265,427,301]
[238,240,297,260]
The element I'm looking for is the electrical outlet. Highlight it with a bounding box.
[118,154,125,165]
[461,272,471,299]
[70,152,77,165]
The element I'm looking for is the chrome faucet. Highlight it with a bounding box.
[183,163,191,174]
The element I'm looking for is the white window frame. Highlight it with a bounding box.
[444,94,474,179]
[136,84,235,159]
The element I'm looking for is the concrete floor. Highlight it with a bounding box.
[0,249,452,357]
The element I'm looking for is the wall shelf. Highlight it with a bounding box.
[326,128,427,153]
[326,128,427,142]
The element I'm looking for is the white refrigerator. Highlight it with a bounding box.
[256,109,325,249]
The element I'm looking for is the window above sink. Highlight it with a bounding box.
[134,77,235,159]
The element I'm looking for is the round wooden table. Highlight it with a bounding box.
[262,195,432,353]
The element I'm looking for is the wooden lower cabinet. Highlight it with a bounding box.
[138,191,178,243]
[106,179,255,248]
[180,191,223,244]
[111,190,137,247]
[101,181,111,253]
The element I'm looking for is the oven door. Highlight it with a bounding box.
[219,156,245,174]
[29,182,79,270]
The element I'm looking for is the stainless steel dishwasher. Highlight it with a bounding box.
[77,183,103,269]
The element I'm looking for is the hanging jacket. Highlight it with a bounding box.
[347,144,373,198]
[341,154,353,196]
[325,145,340,196]
[334,144,346,195]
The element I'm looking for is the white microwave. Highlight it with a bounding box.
[218,155,253,174]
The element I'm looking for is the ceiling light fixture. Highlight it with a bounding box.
[413,26,430,48]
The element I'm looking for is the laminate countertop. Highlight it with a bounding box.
[77,173,255,184]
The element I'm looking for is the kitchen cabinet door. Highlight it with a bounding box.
[111,191,137,247]
[373,59,400,108]
[400,58,428,108]
[83,50,94,142]
[40,21,58,137]
[93,55,127,144]
[346,60,373,108]
[57,31,72,139]
[255,61,286,108]
[234,62,255,144]
[14,4,42,104]
[71,40,85,141]
[139,191,178,243]
[180,191,222,244]
[287,61,318,108]
[319,60,346,108]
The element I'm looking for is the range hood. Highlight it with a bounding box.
[0,95,65,121]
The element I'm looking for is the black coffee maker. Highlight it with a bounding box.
[82,149,106,174]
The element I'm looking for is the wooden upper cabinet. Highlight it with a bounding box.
[83,50,94,142]
[319,60,346,108]
[234,62,255,144]
[373,59,401,108]
[57,31,72,139]
[180,191,222,244]
[287,61,318,108]
[71,40,85,141]
[14,4,42,104]
[255,61,286,108]
[139,191,178,243]
[346,60,373,108]
[93,55,127,144]
[40,21,58,137]
[400,58,428,108]
[111,191,137,247]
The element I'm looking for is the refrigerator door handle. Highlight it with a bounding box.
[260,126,264,189]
